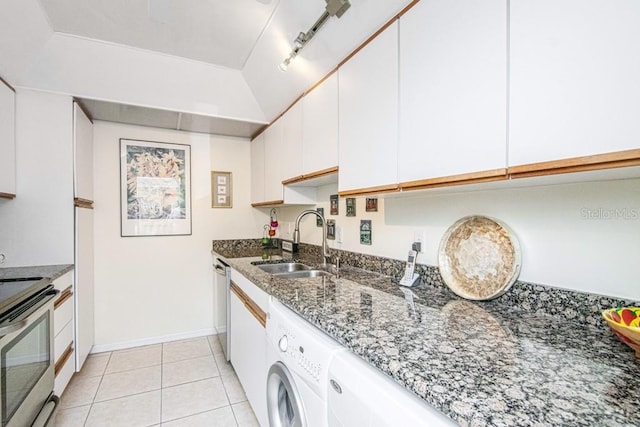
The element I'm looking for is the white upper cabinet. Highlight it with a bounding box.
[280,101,303,182]
[264,118,284,202]
[302,73,339,175]
[73,103,93,200]
[250,133,265,204]
[509,0,640,166]
[398,0,507,184]
[338,21,399,194]
[0,78,16,197]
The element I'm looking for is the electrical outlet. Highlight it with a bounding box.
[0,253,5,264]
[336,226,343,243]
[413,230,425,253]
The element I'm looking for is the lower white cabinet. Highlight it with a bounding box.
[229,269,268,426]
[52,271,75,395]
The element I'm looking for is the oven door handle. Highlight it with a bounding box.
[0,319,28,337]
[0,289,59,338]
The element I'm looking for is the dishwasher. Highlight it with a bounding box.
[213,257,231,361]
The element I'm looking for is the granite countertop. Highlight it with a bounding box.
[216,251,640,427]
[0,264,74,281]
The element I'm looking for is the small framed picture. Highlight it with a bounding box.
[365,198,378,212]
[330,194,339,215]
[316,208,324,227]
[360,220,372,245]
[346,198,356,217]
[212,171,232,208]
[326,219,336,240]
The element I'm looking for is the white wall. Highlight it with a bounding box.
[0,89,74,267]
[92,121,267,350]
[275,178,640,301]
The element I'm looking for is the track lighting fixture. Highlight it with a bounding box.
[279,0,351,72]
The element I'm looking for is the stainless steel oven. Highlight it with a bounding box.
[0,281,59,427]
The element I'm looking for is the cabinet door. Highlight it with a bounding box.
[229,288,267,426]
[73,103,93,199]
[338,22,399,194]
[264,119,284,202]
[398,0,507,183]
[250,133,265,204]
[0,79,16,197]
[509,0,640,166]
[302,73,339,175]
[75,207,94,371]
[280,101,303,182]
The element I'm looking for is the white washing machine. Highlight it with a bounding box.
[266,300,345,427]
[327,350,457,427]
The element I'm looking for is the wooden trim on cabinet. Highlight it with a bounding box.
[230,282,266,328]
[400,168,508,191]
[54,343,74,377]
[508,149,640,179]
[250,0,422,141]
[282,175,305,185]
[338,183,400,198]
[251,200,284,208]
[74,198,94,209]
[0,192,16,200]
[54,286,73,310]
[0,75,15,92]
[336,0,420,69]
[282,166,339,185]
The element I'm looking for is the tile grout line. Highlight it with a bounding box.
[83,351,113,427]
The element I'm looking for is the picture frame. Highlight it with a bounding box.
[346,198,356,217]
[360,220,372,245]
[120,138,191,237]
[330,194,339,215]
[326,219,336,240]
[211,171,233,208]
[316,208,324,227]
[365,197,378,212]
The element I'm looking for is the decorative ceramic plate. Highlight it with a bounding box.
[438,216,521,300]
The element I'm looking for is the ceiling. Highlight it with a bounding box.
[38,0,279,70]
[1,0,412,137]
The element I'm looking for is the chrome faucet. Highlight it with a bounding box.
[293,209,330,265]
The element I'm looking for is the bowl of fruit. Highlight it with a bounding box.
[602,307,640,357]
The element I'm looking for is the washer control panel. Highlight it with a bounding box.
[267,300,345,397]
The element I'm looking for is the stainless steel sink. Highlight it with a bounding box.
[257,262,311,274]
[274,270,332,279]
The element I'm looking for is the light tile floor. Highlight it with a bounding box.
[55,336,259,427]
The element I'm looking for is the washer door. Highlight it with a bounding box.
[266,362,306,427]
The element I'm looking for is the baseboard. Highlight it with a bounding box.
[90,328,218,354]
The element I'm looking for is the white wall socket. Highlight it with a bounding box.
[0,253,5,264]
[413,230,425,252]
[336,226,343,243]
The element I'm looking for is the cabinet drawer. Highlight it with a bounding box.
[54,344,75,396]
[230,269,269,311]
[54,290,73,337]
[55,321,73,362]
[52,271,73,291]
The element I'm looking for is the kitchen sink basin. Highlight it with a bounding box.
[257,262,311,274]
[274,270,331,279]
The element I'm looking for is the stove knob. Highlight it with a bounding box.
[278,335,288,352]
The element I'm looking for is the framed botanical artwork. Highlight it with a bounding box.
[120,139,191,236]
[212,171,233,208]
